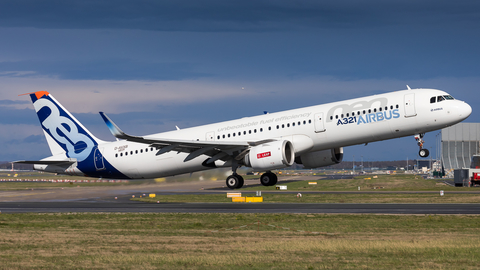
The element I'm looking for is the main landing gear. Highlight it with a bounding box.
[415,133,429,158]
[226,174,244,189]
[225,171,278,189]
[260,171,277,186]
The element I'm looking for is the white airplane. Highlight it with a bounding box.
[16,87,471,189]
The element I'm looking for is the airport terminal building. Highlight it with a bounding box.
[442,123,480,172]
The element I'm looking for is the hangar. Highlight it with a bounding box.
[441,123,480,172]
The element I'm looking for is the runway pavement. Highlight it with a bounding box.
[2,200,480,214]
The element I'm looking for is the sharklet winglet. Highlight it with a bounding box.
[99,112,141,141]
[99,112,125,138]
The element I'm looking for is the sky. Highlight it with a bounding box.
[0,0,479,162]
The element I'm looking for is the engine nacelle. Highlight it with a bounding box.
[296,147,343,169]
[244,140,295,171]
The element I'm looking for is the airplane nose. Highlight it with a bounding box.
[459,101,472,119]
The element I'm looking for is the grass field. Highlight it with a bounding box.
[0,213,479,269]
[134,174,480,204]
[134,192,480,204]
[244,173,465,192]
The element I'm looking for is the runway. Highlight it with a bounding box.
[2,198,480,214]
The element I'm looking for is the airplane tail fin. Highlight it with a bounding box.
[25,91,105,162]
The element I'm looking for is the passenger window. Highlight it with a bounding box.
[379,107,382,112]
[120,153,123,157]
[115,153,118,158]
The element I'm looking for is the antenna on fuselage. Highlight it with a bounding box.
[406,85,412,90]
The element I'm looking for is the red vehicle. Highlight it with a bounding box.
[471,173,480,187]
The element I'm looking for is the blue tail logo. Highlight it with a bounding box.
[30,91,97,162]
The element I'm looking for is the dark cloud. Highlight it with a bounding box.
[0,99,30,105]
[0,0,478,32]
[0,59,209,81]
[21,134,45,144]
[0,107,37,125]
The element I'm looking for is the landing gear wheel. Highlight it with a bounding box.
[226,174,244,189]
[260,172,278,186]
[419,148,430,158]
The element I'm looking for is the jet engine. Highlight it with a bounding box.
[296,147,343,169]
[244,140,295,171]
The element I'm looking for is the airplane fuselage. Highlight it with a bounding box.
[32,88,471,181]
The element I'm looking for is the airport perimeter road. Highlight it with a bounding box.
[1,201,480,214]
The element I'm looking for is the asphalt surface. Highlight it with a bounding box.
[2,200,480,214]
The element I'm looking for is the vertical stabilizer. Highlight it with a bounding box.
[26,91,105,162]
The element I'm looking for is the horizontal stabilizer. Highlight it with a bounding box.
[14,160,76,165]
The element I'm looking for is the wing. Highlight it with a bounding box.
[99,112,274,164]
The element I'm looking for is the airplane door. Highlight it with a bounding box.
[94,147,106,171]
[404,93,417,117]
[206,131,215,141]
[314,113,326,133]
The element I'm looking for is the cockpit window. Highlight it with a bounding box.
[430,97,436,103]
[437,96,445,102]
[444,95,454,100]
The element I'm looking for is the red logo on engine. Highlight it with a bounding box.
[257,152,271,159]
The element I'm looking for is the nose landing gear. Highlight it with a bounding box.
[415,133,429,158]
